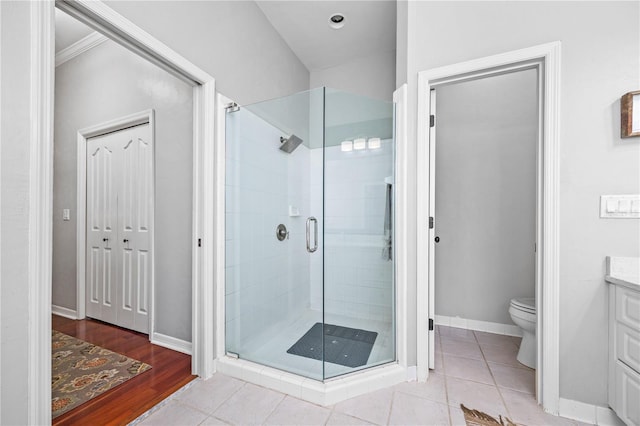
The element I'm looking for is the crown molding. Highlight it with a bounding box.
[55,31,107,67]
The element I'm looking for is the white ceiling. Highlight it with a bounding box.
[54,2,397,70]
[55,8,95,53]
[256,1,397,71]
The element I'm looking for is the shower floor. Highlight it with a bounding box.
[236,309,394,380]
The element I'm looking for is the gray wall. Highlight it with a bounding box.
[310,50,397,101]
[104,0,310,105]
[53,40,194,342]
[1,3,32,423]
[400,0,640,407]
[434,70,538,325]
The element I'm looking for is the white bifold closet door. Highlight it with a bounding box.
[86,123,152,334]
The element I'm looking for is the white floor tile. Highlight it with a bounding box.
[438,326,476,342]
[449,405,467,426]
[443,355,493,385]
[264,396,331,425]
[393,373,447,404]
[388,392,450,426]
[176,374,244,414]
[489,362,535,395]
[474,331,519,349]
[139,401,208,426]
[445,376,507,419]
[480,343,524,368]
[500,388,577,426]
[213,383,285,425]
[326,411,374,425]
[440,337,483,360]
[333,387,394,425]
[200,416,231,425]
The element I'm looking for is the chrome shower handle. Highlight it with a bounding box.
[306,217,318,253]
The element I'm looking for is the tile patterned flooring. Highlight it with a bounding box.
[136,326,587,425]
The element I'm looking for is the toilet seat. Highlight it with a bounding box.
[510,297,535,314]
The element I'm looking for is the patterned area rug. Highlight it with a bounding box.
[52,330,151,418]
[461,404,517,426]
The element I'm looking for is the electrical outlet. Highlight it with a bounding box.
[63,209,70,221]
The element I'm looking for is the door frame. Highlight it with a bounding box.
[29,1,216,423]
[416,42,561,414]
[76,109,155,335]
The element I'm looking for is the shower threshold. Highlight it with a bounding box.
[216,355,405,406]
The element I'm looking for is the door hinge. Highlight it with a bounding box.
[429,318,434,331]
[198,238,202,247]
[226,102,240,113]
[429,115,435,128]
[429,217,434,229]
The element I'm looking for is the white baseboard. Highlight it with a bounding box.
[151,332,192,355]
[406,366,417,381]
[558,398,623,426]
[435,314,523,337]
[52,304,78,320]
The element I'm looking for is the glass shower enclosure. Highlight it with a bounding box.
[225,87,395,381]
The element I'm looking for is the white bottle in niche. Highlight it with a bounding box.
[289,205,300,217]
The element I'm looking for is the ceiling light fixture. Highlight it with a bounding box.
[328,13,346,29]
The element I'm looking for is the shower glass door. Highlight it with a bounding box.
[225,87,395,381]
[225,88,325,380]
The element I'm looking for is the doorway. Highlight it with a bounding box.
[416,43,561,413]
[432,68,538,347]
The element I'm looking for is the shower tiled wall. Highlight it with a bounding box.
[225,108,311,352]
[310,140,394,322]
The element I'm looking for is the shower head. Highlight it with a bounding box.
[279,134,303,153]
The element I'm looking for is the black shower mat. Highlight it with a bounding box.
[286,322,377,368]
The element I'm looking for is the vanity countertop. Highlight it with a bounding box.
[605,256,640,291]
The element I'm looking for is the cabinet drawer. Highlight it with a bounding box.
[614,360,640,426]
[617,322,640,373]
[617,287,640,331]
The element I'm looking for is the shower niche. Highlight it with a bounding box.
[224,87,396,382]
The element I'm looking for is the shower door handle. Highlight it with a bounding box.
[306,217,318,253]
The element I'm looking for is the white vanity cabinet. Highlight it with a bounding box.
[607,257,640,426]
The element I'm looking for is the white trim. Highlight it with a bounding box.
[55,31,107,67]
[213,93,230,363]
[192,81,217,378]
[416,42,561,415]
[216,357,406,406]
[435,315,522,337]
[558,398,624,426]
[29,2,54,425]
[56,0,211,85]
[151,332,192,356]
[76,109,155,334]
[32,1,216,419]
[393,83,409,370]
[52,305,78,320]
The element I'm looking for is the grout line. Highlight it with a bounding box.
[475,330,516,421]
[261,391,287,425]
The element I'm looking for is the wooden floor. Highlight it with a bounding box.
[52,315,196,426]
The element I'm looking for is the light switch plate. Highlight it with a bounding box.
[600,195,640,218]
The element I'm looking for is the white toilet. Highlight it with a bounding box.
[509,297,536,369]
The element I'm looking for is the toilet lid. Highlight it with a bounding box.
[511,297,535,313]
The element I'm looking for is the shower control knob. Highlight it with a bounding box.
[276,224,289,241]
[435,236,440,243]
